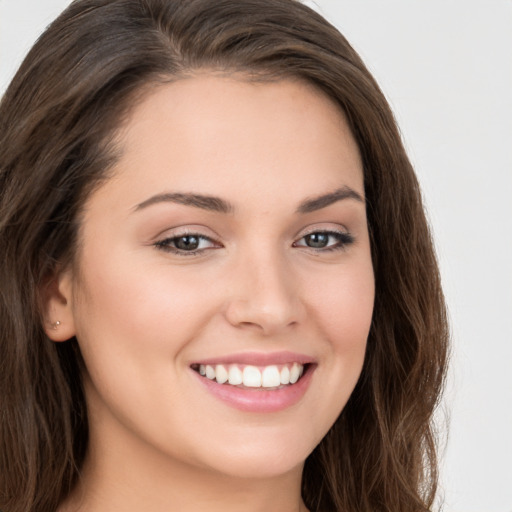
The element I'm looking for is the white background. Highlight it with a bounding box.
[1,1,511,511]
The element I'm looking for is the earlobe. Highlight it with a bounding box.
[41,268,77,342]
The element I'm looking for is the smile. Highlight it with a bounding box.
[192,362,305,389]
[190,359,315,413]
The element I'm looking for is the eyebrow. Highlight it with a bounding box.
[296,186,364,213]
[133,186,364,215]
[134,192,233,214]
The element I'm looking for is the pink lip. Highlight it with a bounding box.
[191,363,316,413]
[190,350,316,367]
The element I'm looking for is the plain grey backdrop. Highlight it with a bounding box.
[1,1,511,511]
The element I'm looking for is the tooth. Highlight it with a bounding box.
[205,365,216,380]
[228,365,243,385]
[262,365,281,388]
[199,364,206,376]
[280,365,290,385]
[243,365,262,387]
[215,364,228,384]
[289,363,302,384]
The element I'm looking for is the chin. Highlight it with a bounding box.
[195,429,317,480]
[209,453,305,481]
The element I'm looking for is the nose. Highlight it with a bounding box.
[224,248,305,336]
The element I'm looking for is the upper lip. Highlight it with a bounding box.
[190,351,316,367]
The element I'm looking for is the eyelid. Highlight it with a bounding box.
[298,225,348,237]
[293,227,355,251]
[154,229,223,256]
[294,224,351,242]
[152,223,219,241]
[155,233,217,247]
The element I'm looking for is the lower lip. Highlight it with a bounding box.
[192,365,315,413]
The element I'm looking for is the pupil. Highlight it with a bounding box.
[176,235,199,251]
[306,233,328,248]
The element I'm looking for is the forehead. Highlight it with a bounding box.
[88,74,364,216]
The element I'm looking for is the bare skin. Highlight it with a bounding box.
[47,75,374,512]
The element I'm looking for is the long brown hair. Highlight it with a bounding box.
[0,1,449,511]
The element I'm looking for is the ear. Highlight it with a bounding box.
[41,268,77,342]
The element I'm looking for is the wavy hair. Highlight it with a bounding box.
[0,1,449,510]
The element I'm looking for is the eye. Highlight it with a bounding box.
[294,230,354,251]
[154,233,219,255]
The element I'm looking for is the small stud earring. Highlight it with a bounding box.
[52,320,61,329]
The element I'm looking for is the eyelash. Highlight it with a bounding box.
[293,230,355,252]
[154,232,217,256]
[154,229,354,257]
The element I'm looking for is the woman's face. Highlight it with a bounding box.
[59,75,374,479]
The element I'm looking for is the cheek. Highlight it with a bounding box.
[303,260,374,416]
[69,249,225,433]
[308,260,375,349]
[70,250,219,447]
[73,250,215,360]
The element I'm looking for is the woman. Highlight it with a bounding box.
[0,0,449,511]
